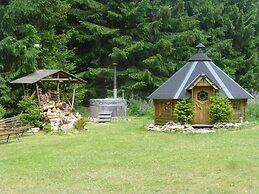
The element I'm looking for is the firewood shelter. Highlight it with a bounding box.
[11,70,87,110]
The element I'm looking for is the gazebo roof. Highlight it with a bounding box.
[11,70,86,84]
[148,44,253,100]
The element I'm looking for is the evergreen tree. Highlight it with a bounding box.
[185,0,259,91]
[0,0,73,114]
[0,0,257,112]
[67,0,203,99]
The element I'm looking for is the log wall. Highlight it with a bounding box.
[231,99,247,122]
[153,99,248,125]
[154,99,177,125]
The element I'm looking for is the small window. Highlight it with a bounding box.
[197,90,208,101]
[162,101,171,111]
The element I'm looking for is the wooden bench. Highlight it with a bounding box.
[0,116,33,142]
[0,131,20,143]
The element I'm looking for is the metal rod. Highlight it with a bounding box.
[122,89,125,99]
[113,63,117,99]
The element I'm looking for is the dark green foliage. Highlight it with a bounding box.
[68,0,202,100]
[0,0,258,112]
[174,99,195,124]
[0,0,74,114]
[0,104,5,119]
[74,118,88,130]
[18,96,41,127]
[209,94,233,123]
[128,100,140,116]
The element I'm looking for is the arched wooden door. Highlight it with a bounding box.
[193,86,214,124]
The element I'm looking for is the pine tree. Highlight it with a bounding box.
[0,0,73,113]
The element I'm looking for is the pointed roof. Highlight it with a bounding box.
[185,74,219,90]
[188,43,212,61]
[148,43,253,99]
[10,70,86,84]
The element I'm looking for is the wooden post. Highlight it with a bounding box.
[35,83,41,109]
[22,84,25,96]
[72,85,76,109]
[57,73,60,102]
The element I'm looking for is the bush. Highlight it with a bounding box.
[18,96,41,127]
[42,123,52,133]
[247,99,259,121]
[74,118,88,130]
[0,104,6,119]
[128,99,153,117]
[174,99,195,124]
[209,94,233,123]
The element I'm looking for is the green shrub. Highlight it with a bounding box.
[0,104,5,119]
[209,94,233,123]
[247,99,259,121]
[75,106,89,118]
[43,123,52,133]
[174,99,195,124]
[74,118,88,130]
[141,104,154,118]
[128,99,140,116]
[18,96,41,127]
[128,99,153,117]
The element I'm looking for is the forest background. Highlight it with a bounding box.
[0,0,258,116]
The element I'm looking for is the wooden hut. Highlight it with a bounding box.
[148,43,253,125]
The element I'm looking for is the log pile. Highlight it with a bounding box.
[39,90,81,131]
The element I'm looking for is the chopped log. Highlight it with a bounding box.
[43,101,55,111]
[49,118,60,122]
[47,112,58,116]
[47,114,59,119]
[56,102,67,110]
[50,90,59,102]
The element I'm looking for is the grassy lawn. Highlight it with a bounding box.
[0,117,259,194]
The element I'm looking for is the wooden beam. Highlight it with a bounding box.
[41,78,79,82]
[72,86,76,109]
[35,83,41,110]
[22,84,25,96]
[57,73,60,102]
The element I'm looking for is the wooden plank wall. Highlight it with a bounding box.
[154,99,177,125]
[231,99,247,122]
[154,99,248,125]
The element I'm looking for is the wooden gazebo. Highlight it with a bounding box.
[11,70,86,110]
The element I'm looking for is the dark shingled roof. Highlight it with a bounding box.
[11,70,86,84]
[148,43,253,99]
[188,43,212,61]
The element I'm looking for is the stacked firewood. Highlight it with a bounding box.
[39,90,81,131]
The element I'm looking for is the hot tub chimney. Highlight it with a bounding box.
[113,63,117,99]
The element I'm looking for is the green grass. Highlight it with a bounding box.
[1,117,259,193]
